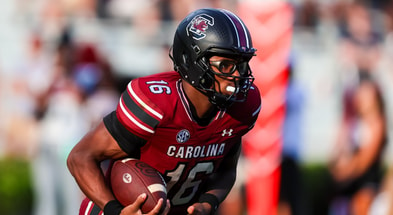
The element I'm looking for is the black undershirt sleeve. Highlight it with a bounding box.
[103,111,147,158]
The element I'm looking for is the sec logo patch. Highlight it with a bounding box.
[176,129,190,143]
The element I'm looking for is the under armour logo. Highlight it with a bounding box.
[222,129,233,137]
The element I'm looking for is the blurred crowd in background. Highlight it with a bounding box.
[1,0,393,215]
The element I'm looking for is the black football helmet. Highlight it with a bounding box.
[170,8,256,109]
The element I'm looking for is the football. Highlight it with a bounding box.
[110,158,167,213]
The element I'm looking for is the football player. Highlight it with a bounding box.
[67,8,261,215]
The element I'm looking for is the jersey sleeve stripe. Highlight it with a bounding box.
[119,97,155,134]
[122,88,160,128]
[128,82,163,119]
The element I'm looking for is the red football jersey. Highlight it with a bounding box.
[115,71,261,213]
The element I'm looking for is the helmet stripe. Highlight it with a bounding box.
[221,9,250,49]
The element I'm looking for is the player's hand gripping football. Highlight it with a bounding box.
[187,202,213,215]
[120,193,170,215]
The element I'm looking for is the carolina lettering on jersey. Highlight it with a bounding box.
[167,143,226,159]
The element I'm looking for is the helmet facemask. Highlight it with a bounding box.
[195,53,255,109]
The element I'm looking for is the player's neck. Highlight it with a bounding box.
[182,81,216,119]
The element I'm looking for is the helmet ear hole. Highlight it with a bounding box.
[192,45,201,54]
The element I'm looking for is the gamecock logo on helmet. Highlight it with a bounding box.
[187,14,214,40]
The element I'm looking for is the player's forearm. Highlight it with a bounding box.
[204,143,241,202]
[204,168,237,202]
[67,153,115,209]
[193,169,236,215]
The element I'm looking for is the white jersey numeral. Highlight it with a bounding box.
[166,162,214,205]
[146,80,171,94]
